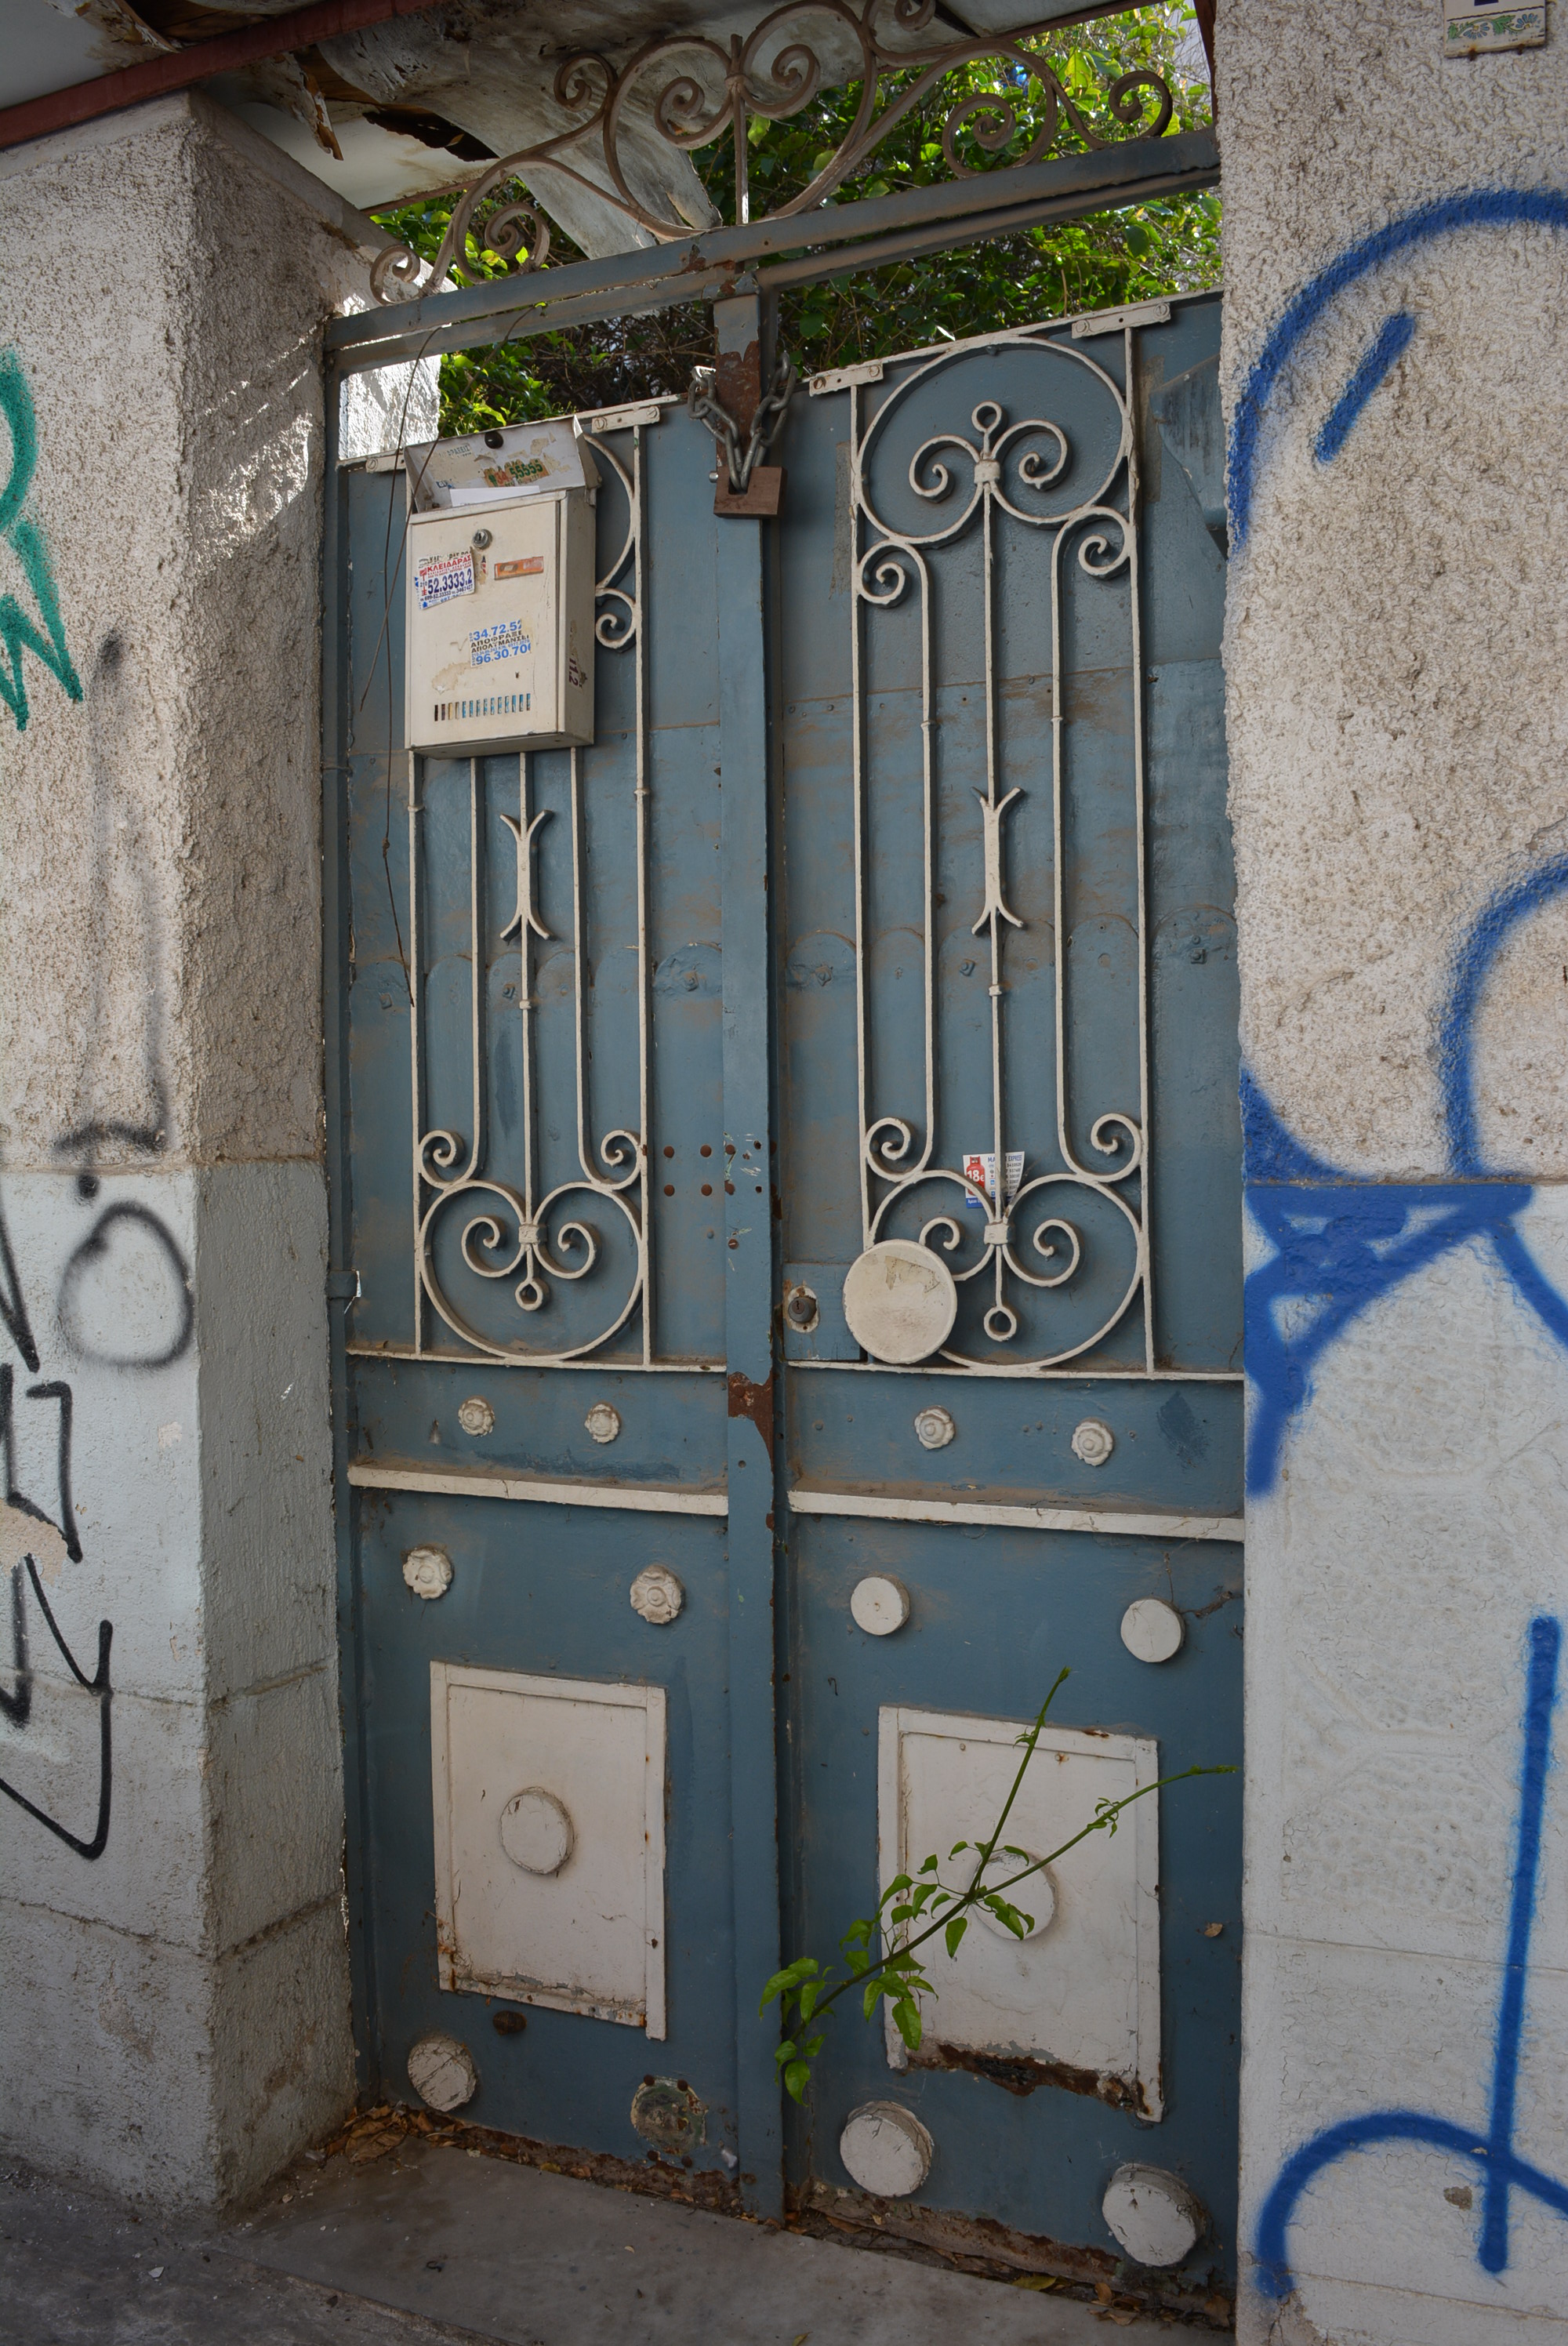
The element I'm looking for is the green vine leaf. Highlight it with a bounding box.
[750,1655,1233,2117]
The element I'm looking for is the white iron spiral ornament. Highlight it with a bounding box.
[407,442,656,1367]
[368,0,1172,303]
[844,329,1153,1373]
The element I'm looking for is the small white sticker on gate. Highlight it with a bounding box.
[417,548,475,608]
[962,1151,1023,1208]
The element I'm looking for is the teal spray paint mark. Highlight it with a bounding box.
[0,347,82,732]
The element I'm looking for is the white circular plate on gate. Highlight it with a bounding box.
[1120,1596,1185,1664]
[1101,2164,1204,2267]
[839,2102,934,2198]
[499,1786,575,1876]
[408,2032,477,2114]
[851,1574,910,1636]
[842,1242,957,1365]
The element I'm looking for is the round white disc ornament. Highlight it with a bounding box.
[407,2032,477,2113]
[1120,1596,1185,1664]
[1071,1418,1115,1466]
[850,1574,910,1636]
[1101,2164,1204,2267]
[402,1544,452,1600]
[839,2102,935,2198]
[842,1242,957,1365]
[499,1786,575,1876]
[630,1564,684,1625]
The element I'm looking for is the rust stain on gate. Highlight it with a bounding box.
[727,1369,774,1453]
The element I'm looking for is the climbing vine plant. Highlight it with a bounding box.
[763,1670,1233,2101]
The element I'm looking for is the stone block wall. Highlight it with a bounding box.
[0,93,430,2206]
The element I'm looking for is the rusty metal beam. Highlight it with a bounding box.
[0,0,444,154]
[328,126,1220,375]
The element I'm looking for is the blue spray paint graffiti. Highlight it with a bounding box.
[1439,853,1568,1178]
[1254,1616,1568,2298]
[1243,856,1568,1494]
[1232,180,1568,2307]
[1243,1171,1532,1497]
[0,347,82,734]
[1312,310,1417,465]
[1229,188,1568,547]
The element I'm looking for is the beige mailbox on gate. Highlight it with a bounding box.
[405,419,597,756]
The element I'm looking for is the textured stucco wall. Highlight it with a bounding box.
[1221,0,1568,2337]
[0,96,430,1171]
[0,95,428,2206]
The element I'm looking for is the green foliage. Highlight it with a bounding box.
[372,5,1216,437]
[759,1669,1234,2104]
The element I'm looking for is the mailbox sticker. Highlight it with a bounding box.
[495,556,545,579]
[417,548,474,608]
[470,618,532,666]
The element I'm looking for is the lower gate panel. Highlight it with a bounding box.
[779,1513,1243,2284]
[358,1492,739,2177]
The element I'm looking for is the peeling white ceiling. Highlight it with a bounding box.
[11,0,1100,251]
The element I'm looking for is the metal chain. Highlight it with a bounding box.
[688,348,797,492]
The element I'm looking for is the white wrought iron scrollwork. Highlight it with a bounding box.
[408,438,655,1365]
[368,0,1172,303]
[845,326,1153,1372]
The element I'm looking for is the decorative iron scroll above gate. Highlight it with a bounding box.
[369,0,1173,305]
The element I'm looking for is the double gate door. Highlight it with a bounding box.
[332,285,1242,2293]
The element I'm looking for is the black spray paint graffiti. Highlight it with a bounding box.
[0,1178,193,1861]
[0,1325,111,1858]
[1,1365,81,1561]
[0,1196,38,1375]
[0,1560,111,1861]
[58,1200,194,1372]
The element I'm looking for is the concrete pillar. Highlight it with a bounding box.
[1220,1,1568,2335]
[0,93,430,2205]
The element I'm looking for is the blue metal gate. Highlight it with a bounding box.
[329,285,1240,2301]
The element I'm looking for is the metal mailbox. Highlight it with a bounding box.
[406,481,597,755]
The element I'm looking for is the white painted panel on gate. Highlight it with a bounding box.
[877,1706,1160,2116]
[430,1664,666,2036]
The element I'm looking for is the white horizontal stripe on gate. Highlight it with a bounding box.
[347,1461,728,1516]
[788,1483,1241,1544]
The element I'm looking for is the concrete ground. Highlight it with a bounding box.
[0,2134,1200,2344]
